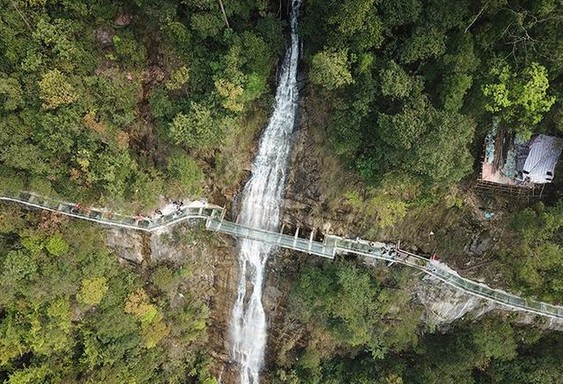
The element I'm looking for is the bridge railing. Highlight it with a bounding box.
[323,236,563,319]
[3,190,563,319]
[206,219,336,258]
[0,191,224,232]
[430,263,563,318]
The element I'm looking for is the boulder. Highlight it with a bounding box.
[114,11,133,27]
[95,25,115,48]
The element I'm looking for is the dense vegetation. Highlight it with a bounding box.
[0,0,285,208]
[300,0,563,303]
[271,259,563,384]
[497,201,563,302]
[0,204,214,383]
[303,0,563,186]
[1,1,563,383]
[277,2,563,382]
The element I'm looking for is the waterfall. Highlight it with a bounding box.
[230,1,301,383]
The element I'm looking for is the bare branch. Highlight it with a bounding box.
[217,0,230,29]
[11,1,33,33]
[465,1,489,33]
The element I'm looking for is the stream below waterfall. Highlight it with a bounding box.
[229,1,302,383]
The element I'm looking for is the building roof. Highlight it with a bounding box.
[522,134,563,184]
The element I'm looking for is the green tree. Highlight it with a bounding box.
[46,233,70,256]
[191,12,224,39]
[87,149,138,199]
[77,277,109,305]
[377,96,431,151]
[168,102,221,149]
[328,71,376,157]
[165,66,190,91]
[214,78,245,113]
[329,0,376,36]
[379,0,421,27]
[149,87,175,120]
[375,95,475,185]
[380,61,414,98]
[38,69,78,109]
[471,319,517,365]
[6,365,50,384]
[401,27,446,63]
[166,152,204,196]
[405,110,475,184]
[1,143,44,173]
[501,201,563,301]
[2,250,38,284]
[440,73,473,112]
[309,49,354,90]
[326,0,383,50]
[142,319,170,348]
[483,62,556,139]
[291,261,420,361]
[124,289,160,325]
[0,77,24,111]
[344,189,408,228]
[112,32,147,68]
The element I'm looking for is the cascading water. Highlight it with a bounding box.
[230,1,301,383]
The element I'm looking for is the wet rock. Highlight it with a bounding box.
[263,285,283,312]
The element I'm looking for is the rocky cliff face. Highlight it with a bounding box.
[105,222,241,383]
[106,228,145,264]
[414,273,563,331]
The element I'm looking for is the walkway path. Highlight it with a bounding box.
[0,191,224,232]
[2,191,562,319]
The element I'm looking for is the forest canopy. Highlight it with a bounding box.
[0,0,286,207]
[0,205,214,383]
[1,1,563,384]
[302,0,562,187]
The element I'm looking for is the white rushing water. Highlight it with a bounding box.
[230,1,301,383]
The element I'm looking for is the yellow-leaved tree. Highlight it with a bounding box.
[38,69,78,110]
[77,277,108,306]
